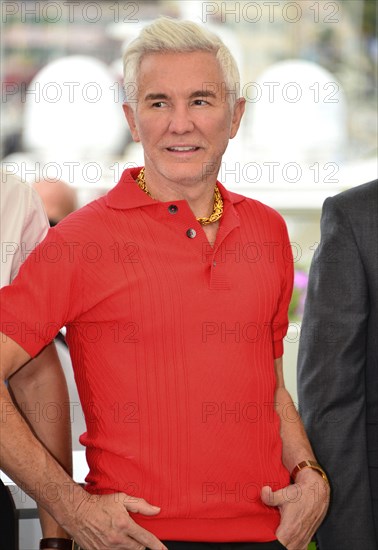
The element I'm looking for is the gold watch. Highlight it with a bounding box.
[291,460,330,485]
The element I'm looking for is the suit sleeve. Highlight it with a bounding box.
[297,196,376,550]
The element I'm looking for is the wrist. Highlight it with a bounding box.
[39,512,70,541]
[290,460,330,485]
[291,459,330,486]
[52,481,87,534]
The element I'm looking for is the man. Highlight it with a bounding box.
[297,179,378,549]
[0,172,72,549]
[0,18,328,550]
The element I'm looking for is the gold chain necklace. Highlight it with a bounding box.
[135,167,223,226]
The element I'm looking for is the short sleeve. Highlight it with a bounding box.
[271,218,294,358]
[0,228,83,357]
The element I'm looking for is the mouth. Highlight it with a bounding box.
[166,146,200,152]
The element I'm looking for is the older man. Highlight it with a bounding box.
[0,18,328,550]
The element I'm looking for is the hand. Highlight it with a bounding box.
[261,469,330,550]
[66,492,168,550]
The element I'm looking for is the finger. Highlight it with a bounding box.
[275,525,291,548]
[107,537,146,550]
[126,518,168,550]
[122,495,161,516]
[261,485,285,507]
[276,539,289,550]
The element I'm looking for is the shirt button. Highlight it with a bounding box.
[168,204,178,214]
[213,261,217,267]
[186,228,197,239]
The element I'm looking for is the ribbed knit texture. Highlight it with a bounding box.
[0,168,293,541]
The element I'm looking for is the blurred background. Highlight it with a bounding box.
[2,0,377,352]
[1,1,377,546]
[2,0,377,283]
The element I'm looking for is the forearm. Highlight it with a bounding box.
[9,343,72,473]
[275,385,317,473]
[273,357,317,472]
[1,380,168,550]
[8,342,73,538]
[0,381,86,536]
[262,358,330,549]
[273,356,330,504]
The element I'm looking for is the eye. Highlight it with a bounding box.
[192,99,209,106]
[151,101,166,108]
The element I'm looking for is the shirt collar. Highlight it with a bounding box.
[105,167,246,210]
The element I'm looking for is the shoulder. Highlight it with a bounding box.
[1,172,47,222]
[1,171,31,203]
[231,190,287,230]
[322,179,378,239]
[318,180,377,274]
[224,184,286,223]
[325,179,378,213]
[1,173,49,285]
[52,195,108,240]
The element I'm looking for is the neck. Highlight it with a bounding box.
[143,167,219,220]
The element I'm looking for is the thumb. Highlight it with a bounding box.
[261,485,285,508]
[122,494,161,516]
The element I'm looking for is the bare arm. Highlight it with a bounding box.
[273,357,318,471]
[261,357,329,550]
[8,341,72,539]
[0,333,167,549]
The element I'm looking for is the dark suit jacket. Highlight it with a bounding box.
[297,179,378,550]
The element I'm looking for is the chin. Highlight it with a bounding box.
[173,160,217,180]
[175,167,209,184]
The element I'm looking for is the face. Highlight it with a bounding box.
[123,51,245,191]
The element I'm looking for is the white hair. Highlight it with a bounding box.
[123,17,241,107]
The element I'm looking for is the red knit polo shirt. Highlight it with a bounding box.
[0,167,293,542]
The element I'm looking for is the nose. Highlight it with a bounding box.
[168,105,194,134]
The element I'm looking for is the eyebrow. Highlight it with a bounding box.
[144,90,217,102]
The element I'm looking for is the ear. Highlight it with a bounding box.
[123,103,141,142]
[230,97,246,139]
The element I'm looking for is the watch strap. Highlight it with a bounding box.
[291,459,330,485]
[40,539,75,550]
